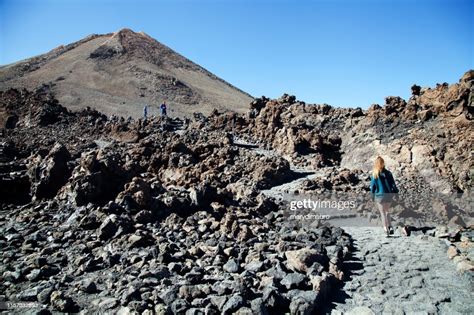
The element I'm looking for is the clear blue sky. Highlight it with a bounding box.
[0,0,472,108]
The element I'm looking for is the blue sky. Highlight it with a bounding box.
[0,0,472,108]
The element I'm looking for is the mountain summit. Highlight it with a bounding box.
[0,28,253,117]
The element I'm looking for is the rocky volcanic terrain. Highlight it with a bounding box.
[0,28,253,118]
[0,71,473,314]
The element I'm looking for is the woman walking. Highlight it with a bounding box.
[370,156,399,236]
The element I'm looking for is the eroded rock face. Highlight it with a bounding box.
[207,94,346,168]
[337,73,473,224]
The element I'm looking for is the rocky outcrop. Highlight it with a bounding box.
[207,94,347,168]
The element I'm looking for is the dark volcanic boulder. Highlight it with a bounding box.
[60,149,139,206]
[28,143,71,199]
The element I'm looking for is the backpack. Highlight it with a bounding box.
[382,170,399,193]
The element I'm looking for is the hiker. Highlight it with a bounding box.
[370,156,399,236]
[143,105,148,120]
[160,102,167,117]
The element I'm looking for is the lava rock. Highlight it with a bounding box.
[223,259,239,273]
[280,273,307,290]
[285,248,328,273]
[50,291,75,312]
[98,214,119,240]
[222,294,244,314]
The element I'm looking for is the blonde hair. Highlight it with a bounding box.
[372,156,385,179]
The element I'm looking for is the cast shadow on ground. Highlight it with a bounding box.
[319,245,364,314]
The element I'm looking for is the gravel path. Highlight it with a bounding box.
[233,139,474,314]
[330,227,474,315]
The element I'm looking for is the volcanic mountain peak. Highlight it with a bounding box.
[0,28,253,118]
[100,28,161,56]
[92,28,196,70]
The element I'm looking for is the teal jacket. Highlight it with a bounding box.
[370,169,398,200]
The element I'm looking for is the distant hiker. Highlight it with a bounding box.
[160,102,167,117]
[143,105,149,120]
[370,156,399,237]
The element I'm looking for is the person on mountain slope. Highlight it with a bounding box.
[143,105,148,121]
[160,102,167,117]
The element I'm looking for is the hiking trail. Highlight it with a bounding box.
[233,137,474,314]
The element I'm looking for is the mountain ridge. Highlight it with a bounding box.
[0,28,253,118]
